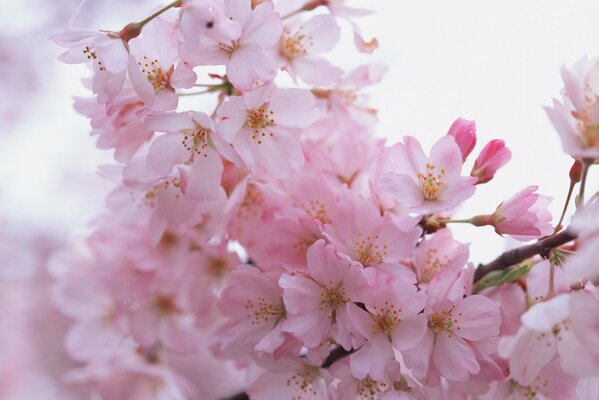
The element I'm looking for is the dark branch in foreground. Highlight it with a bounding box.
[221,347,352,400]
[474,229,577,282]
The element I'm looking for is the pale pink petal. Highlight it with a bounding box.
[390,315,427,351]
[283,309,331,348]
[293,56,343,86]
[349,333,393,380]
[228,45,277,91]
[170,63,197,89]
[146,133,189,175]
[301,14,341,53]
[454,295,501,340]
[433,332,479,381]
[279,274,323,314]
[242,1,282,46]
[187,149,225,202]
[270,88,319,128]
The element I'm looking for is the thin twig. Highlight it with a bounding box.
[474,229,577,282]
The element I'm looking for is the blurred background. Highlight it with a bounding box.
[1,0,598,397]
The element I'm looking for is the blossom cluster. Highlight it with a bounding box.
[51,1,599,399]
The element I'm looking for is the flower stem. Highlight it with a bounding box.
[548,260,556,296]
[178,89,212,96]
[138,0,181,28]
[442,218,473,224]
[554,180,575,234]
[576,159,593,209]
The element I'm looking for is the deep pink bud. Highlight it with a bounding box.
[471,139,512,184]
[446,117,477,161]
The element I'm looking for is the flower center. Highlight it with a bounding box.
[144,178,181,208]
[286,366,320,396]
[357,376,389,400]
[247,107,275,144]
[429,305,460,335]
[299,199,330,223]
[354,232,388,266]
[207,256,229,280]
[181,125,210,157]
[280,27,313,59]
[422,248,449,282]
[245,296,285,325]
[371,304,402,337]
[138,56,169,90]
[520,374,550,400]
[417,163,445,201]
[319,284,348,311]
[82,45,106,71]
[218,39,240,54]
[237,183,265,219]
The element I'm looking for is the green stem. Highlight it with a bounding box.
[554,180,575,234]
[282,7,305,20]
[178,89,212,96]
[442,218,473,224]
[138,0,181,28]
[548,260,556,296]
[577,159,593,209]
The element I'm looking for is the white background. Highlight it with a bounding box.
[1,0,599,263]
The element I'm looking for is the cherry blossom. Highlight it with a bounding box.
[447,117,477,161]
[53,29,128,103]
[216,84,319,178]
[472,186,553,241]
[545,56,599,160]
[180,0,283,91]
[379,135,478,214]
[278,14,343,85]
[279,240,372,349]
[471,139,512,184]
[128,18,196,111]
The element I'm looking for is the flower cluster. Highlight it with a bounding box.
[51,1,599,399]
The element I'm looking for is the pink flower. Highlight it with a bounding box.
[127,18,197,111]
[128,275,198,352]
[471,139,512,184]
[216,84,319,178]
[145,111,229,202]
[446,117,477,161]
[180,0,283,91]
[412,228,469,284]
[329,358,413,400]
[247,356,330,400]
[279,14,343,85]
[218,267,287,355]
[74,92,153,163]
[279,240,372,349]
[380,136,478,214]
[499,292,599,384]
[472,186,553,241]
[545,56,599,160]
[403,269,501,383]
[53,29,128,103]
[323,191,421,275]
[491,358,578,400]
[347,273,428,381]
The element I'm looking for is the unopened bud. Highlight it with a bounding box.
[447,117,477,161]
[569,160,582,183]
[119,22,143,42]
[471,139,511,184]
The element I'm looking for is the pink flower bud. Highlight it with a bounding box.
[493,186,553,241]
[447,117,477,161]
[471,139,512,184]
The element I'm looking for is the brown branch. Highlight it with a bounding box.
[221,347,352,400]
[474,229,577,282]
